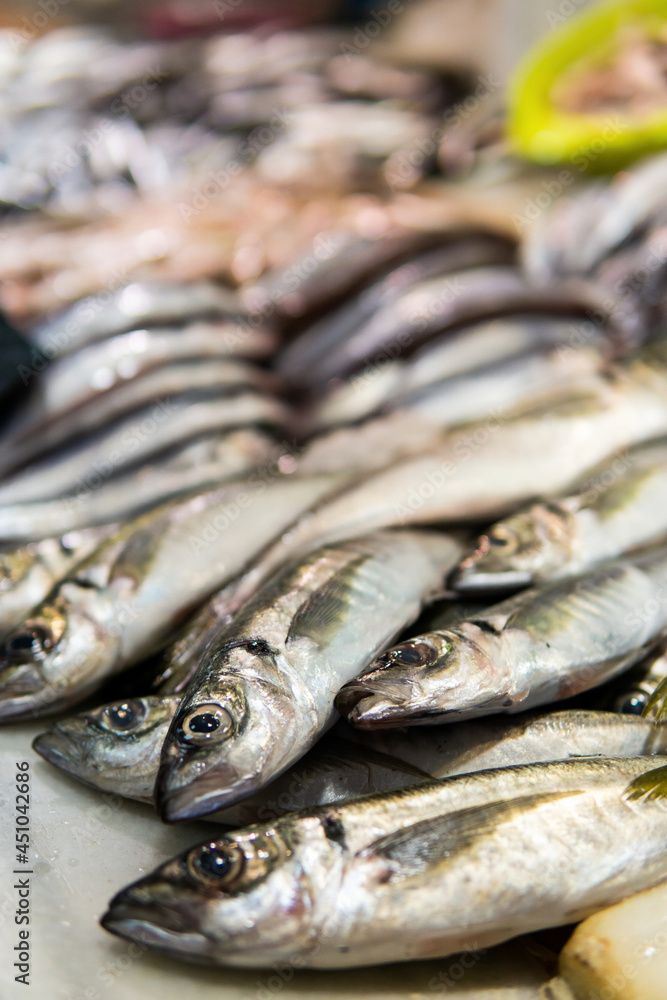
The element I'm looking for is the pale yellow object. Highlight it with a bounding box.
[551,881,667,1000]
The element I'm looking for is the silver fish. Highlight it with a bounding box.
[393,343,604,429]
[453,437,667,591]
[31,281,246,358]
[277,234,515,384]
[0,429,280,541]
[0,392,290,508]
[0,473,340,719]
[155,529,462,821]
[337,547,667,728]
[101,757,667,968]
[524,152,667,282]
[1,341,276,475]
[310,316,602,430]
[228,369,667,615]
[34,702,667,819]
[284,265,590,388]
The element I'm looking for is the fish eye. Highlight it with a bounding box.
[179,703,234,745]
[376,639,438,670]
[613,690,648,715]
[97,699,147,733]
[188,841,244,888]
[487,526,515,549]
[3,624,54,663]
[244,639,271,656]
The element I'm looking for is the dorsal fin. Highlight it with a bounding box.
[624,764,667,803]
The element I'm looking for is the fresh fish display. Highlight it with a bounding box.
[155,529,462,821]
[453,437,667,591]
[0,429,281,541]
[102,757,667,967]
[34,703,667,820]
[1,24,666,992]
[336,547,667,728]
[0,473,340,719]
[0,391,290,508]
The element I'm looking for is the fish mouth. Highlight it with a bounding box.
[32,726,89,774]
[335,678,416,729]
[0,688,56,722]
[101,891,211,961]
[156,760,261,823]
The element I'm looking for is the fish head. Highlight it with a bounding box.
[156,639,302,822]
[101,817,338,965]
[32,695,179,801]
[335,626,500,727]
[451,504,574,592]
[0,580,120,721]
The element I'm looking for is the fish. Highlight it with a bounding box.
[244,226,439,324]
[524,151,667,282]
[0,429,281,541]
[34,703,667,820]
[391,343,604,430]
[276,234,516,384]
[31,281,247,358]
[336,546,667,728]
[310,316,603,431]
[101,756,667,968]
[0,472,341,720]
[226,369,667,615]
[0,391,290,508]
[0,342,277,476]
[453,437,667,592]
[280,265,592,388]
[155,529,462,822]
[0,525,117,638]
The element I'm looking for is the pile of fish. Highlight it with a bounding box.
[2,29,667,988]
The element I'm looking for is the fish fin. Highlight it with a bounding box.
[624,765,667,803]
[642,676,667,723]
[360,790,580,882]
[286,556,370,647]
[110,522,167,586]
